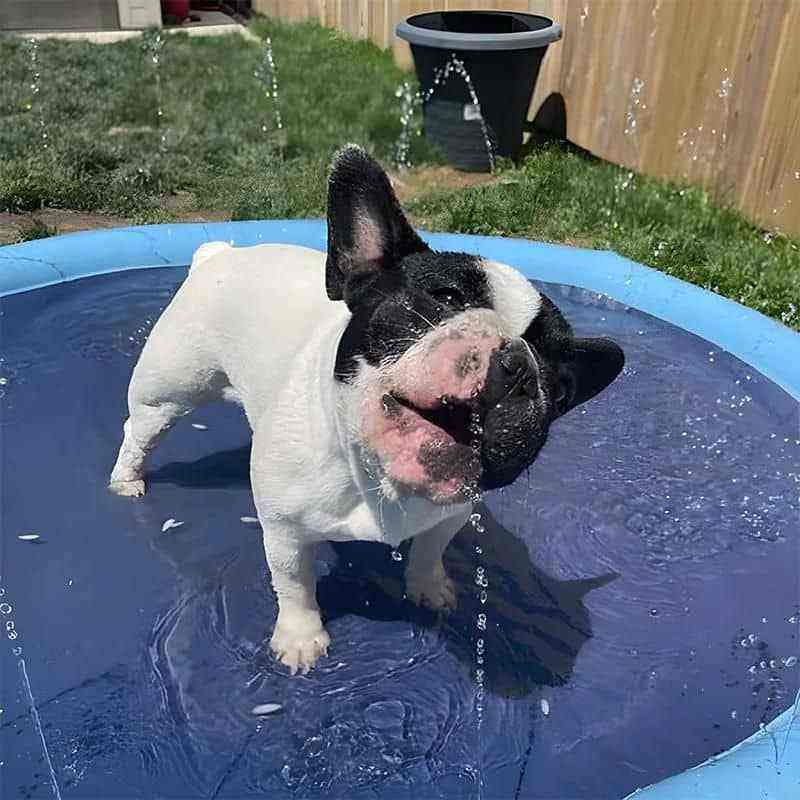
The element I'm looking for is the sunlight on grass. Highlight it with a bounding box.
[0,19,797,329]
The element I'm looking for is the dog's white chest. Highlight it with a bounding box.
[329,486,470,547]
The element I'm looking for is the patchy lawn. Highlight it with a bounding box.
[408,146,800,329]
[0,18,437,223]
[0,17,797,330]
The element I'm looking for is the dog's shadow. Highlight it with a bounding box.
[149,444,253,489]
[319,514,614,699]
[150,446,615,699]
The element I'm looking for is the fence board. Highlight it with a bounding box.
[252,0,800,236]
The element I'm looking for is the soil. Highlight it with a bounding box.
[0,207,230,246]
[0,166,503,246]
[388,164,500,204]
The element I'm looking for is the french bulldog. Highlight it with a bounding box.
[109,145,624,674]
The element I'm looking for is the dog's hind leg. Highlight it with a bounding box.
[109,400,193,497]
[109,336,227,497]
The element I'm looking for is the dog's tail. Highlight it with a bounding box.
[190,241,231,272]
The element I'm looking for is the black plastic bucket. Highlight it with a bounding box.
[396,11,561,172]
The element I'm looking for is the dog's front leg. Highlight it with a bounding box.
[263,524,330,674]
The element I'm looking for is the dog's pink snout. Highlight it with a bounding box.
[396,334,503,407]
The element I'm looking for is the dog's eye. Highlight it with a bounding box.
[429,286,466,307]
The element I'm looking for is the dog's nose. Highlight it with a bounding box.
[499,343,531,378]
[482,339,539,406]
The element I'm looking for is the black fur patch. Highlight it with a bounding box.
[334,251,491,380]
[523,294,625,415]
[325,145,428,303]
[418,440,481,486]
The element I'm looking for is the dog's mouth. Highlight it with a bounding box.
[384,392,479,448]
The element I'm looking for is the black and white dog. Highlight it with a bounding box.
[109,145,624,673]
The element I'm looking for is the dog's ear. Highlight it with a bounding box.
[524,294,624,415]
[556,337,625,414]
[326,144,429,303]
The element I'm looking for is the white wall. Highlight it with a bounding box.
[116,0,161,29]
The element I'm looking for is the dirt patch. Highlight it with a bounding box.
[2,166,506,246]
[0,207,232,246]
[388,165,501,204]
[0,209,132,246]
[173,209,232,224]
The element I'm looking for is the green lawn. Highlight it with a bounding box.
[0,17,797,330]
[408,147,800,329]
[0,18,433,220]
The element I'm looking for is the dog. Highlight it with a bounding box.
[109,145,624,674]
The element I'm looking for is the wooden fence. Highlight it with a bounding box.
[253,0,800,237]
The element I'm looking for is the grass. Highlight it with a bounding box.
[408,147,800,329]
[0,18,797,329]
[0,19,436,221]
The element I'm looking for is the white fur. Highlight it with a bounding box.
[482,259,542,336]
[109,242,472,674]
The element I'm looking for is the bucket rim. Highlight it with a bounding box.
[396,11,562,51]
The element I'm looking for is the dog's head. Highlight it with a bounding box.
[327,145,624,504]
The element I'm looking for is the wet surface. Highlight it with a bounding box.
[1,269,798,799]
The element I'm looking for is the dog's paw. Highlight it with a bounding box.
[406,571,457,612]
[270,620,331,675]
[108,479,147,498]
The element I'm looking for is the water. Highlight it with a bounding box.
[254,36,284,148]
[1,270,798,799]
[464,407,489,798]
[623,76,647,167]
[24,38,48,163]
[650,1,661,39]
[394,54,495,172]
[0,584,62,799]
[676,68,734,176]
[623,76,645,138]
[140,29,167,189]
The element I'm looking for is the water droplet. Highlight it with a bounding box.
[540,698,550,716]
[391,549,403,562]
[251,702,282,716]
[0,604,11,615]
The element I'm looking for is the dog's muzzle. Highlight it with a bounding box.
[477,338,549,491]
[480,339,541,408]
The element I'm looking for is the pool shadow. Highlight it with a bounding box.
[318,505,616,699]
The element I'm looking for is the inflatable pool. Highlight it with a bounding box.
[1,220,798,799]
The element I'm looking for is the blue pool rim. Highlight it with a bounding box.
[1,219,798,798]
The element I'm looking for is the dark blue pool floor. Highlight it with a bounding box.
[1,270,798,799]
